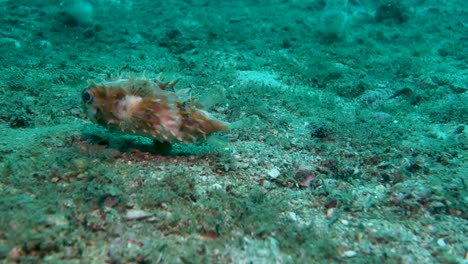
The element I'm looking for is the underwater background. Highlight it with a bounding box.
[0,0,467,263]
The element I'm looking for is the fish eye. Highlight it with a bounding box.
[82,90,93,104]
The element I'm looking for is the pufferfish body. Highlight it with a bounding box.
[81,76,255,145]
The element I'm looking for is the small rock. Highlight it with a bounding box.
[9,246,22,261]
[326,208,336,219]
[267,168,281,179]
[375,184,386,191]
[288,212,298,222]
[210,183,223,191]
[46,214,69,229]
[342,250,357,257]
[437,238,446,247]
[124,209,152,221]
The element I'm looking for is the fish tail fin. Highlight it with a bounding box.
[228,115,259,130]
[206,115,259,151]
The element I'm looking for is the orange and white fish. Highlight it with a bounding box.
[81,75,256,149]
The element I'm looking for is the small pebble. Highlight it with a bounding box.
[288,212,298,222]
[342,250,357,257]
[267,168,281,179]
[124,209,152,221]
[437,238,446,247]
[326,208,336,219]
[375,184,385,191]
[9,246,22,261]
[210,183,223,190]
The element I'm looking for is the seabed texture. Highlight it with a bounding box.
[0,0,467,263]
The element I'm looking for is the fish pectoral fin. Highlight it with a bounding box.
[206,134,230,150]
[197,84,226,109]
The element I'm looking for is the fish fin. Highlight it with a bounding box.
[206,134,231,150]
[197,84,226,109]
[86,80,97,87]
[175,87,193,102]
[228,115,259,130]
[125,79,154,97]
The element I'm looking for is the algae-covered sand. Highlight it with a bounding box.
[0,0,466,263]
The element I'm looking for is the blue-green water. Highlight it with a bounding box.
[0,0,466,262]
